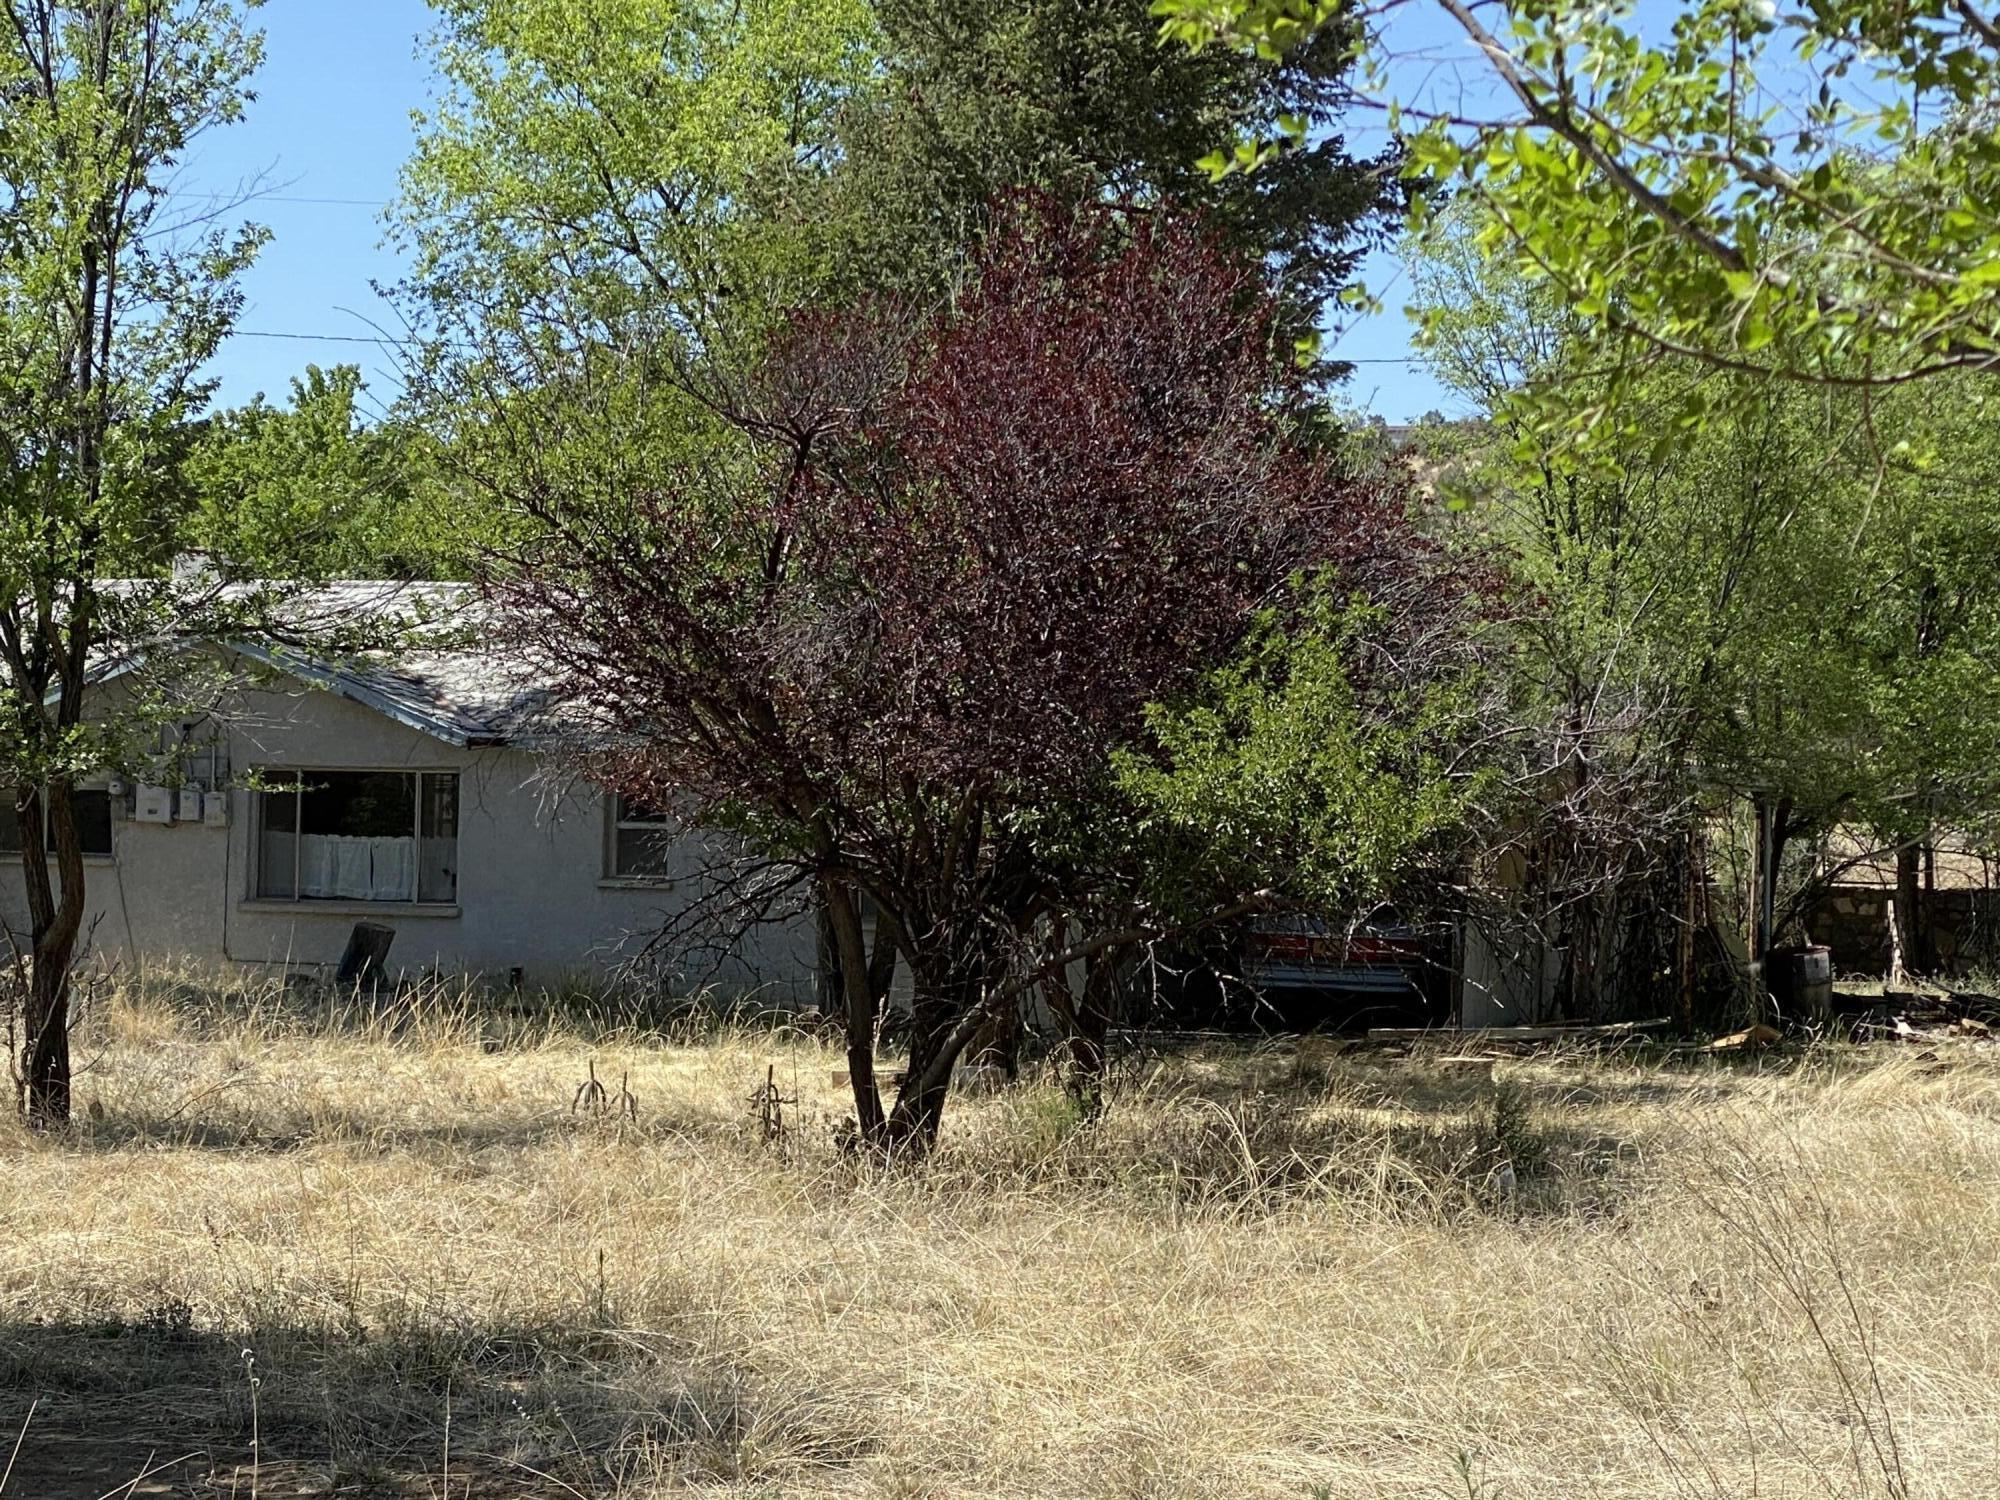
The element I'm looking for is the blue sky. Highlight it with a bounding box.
[185,1,435,417]
[189,1,1461,421]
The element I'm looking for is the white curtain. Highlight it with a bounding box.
[300,833,341,898]
[297,833,416,901]
[370,836,415,902]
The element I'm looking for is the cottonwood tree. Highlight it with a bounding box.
[184,365,459,579]
[397,0,879,389]
[0,0,268,1125]
[391,0,885,633]
[484,200,1426,1148]
[1162,0,2000,398]
[1752,379,2000,977]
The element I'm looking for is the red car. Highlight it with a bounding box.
[1243,912,1446,1027]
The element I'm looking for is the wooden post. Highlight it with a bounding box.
[1678,827,1698,1036]
[1757,800,1777,972]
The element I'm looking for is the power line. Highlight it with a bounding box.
[229,327,1436,364]
[235,329,412,345]
[169,191,387,207]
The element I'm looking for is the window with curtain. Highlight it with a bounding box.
[256,770,459,904]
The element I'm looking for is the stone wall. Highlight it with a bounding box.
[1806,886,2000,978]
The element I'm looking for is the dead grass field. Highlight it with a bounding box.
[4,974,2000,1499]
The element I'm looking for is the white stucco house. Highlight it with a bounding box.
[0,582,818,997]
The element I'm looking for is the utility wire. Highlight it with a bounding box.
[229,327,1435,362]
[168,191,388,207]
[235,329,414,345]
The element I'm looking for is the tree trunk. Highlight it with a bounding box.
[1063,950,1121,1119]
[974,997,1022,1079]
[23,945,73,1127]
[1675,826,1697,1036]
[820,878,885,1142]
[885,945,983,1154]
[1892,841,1934,981]
[815,896,843,1012]
[20,780,85,1127]
[1924,836,1939,976]
[886,1003,953,1154]
[865,905,899,1012]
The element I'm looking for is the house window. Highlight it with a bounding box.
[67,790,113,859]
[609,793,675,880]
[0,787,113,859]
[255,770,459,904]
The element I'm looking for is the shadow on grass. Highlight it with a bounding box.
[63,1107,665,1157]
[1119,1034,1857,1127]
[0,1311,872,1498]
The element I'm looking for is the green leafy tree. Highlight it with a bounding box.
[0,0,269,1124]
[392,0,882,598]
[1161,0,2000,395]
[1162,1,2000,997]
[1116,592,1490,920]
[398,0,879,371]
[1407,201,2000,1006]
[185,365,464,579]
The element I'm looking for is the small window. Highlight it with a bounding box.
[67,790,113,858]
[609,793,676,880]
[255,770,459,904]
[0,786,112,859]
[0,790,23,856]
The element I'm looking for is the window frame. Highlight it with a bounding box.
[605,792,676,885]
[252,767,461,908]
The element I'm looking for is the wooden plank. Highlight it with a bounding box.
[1366,1018,1672,1043]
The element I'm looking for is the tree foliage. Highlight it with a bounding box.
[1404,198,2000,1011]
[398,0,879,366]
[393,0,884,582]
[1116,591,1492,919]
[184,365,457,578]
[826,0,1398,374]
[0,0,266,1124]
[1161,0,2000,397]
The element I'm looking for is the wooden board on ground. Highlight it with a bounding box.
[1365,1018,1671,1044]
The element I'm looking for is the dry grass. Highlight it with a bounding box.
[4,971,2000,1498]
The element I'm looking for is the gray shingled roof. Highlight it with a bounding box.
[227,581,562,748]
[86,579,565,749]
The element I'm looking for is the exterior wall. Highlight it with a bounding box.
[1459,921,1562,1027]
[0,680,816,999]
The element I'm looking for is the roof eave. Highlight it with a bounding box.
[227,640,490,750]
